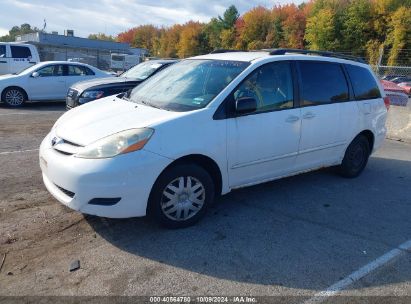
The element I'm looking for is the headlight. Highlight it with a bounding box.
[75,128,154,159]
[81,90,104,99]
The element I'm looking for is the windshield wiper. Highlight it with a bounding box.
[139,100,163,110]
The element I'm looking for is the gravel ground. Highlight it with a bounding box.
[0,102,410,302]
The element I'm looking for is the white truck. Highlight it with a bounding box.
[0,42,40,75]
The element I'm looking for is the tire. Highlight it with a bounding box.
[148,164,215,228]
[339,135,370,178]
[2,87,26,107]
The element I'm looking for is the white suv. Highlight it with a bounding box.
[39,49,388,228]
[0,43,40,75]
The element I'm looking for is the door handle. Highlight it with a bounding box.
[285,115,300,123]
[303,112,316,119]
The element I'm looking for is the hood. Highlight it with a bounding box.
[0,74,20,82]
[72,76,131,92]
[55,96,182,146]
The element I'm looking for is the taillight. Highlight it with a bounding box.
[384,96,390,111]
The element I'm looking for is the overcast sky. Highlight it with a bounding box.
[0,0,304,38]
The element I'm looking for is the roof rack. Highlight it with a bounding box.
[209,49,245,54]
[263,48,366,63]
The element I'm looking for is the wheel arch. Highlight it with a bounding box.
[357,129,375,153]
[151,153,223,199]
[1,86,29,102]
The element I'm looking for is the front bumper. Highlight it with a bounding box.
[39,132,172,218]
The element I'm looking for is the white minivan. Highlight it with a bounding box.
[0,42,40,75]
[39,49,389,228]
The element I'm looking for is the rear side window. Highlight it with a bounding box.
[68,65,94,76]
[0,45,6,58]
[346,65,381,100]
[10,46,32,58]
[299,61,349,106]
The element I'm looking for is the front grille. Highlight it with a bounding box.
[55,184,75,198]
[61,139,82,147]
[52,137,83,155]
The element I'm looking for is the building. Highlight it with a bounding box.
[15,31,148,71]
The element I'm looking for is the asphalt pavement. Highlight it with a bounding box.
[0,102,410,302]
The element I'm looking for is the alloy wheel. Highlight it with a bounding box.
[5,89,24,106]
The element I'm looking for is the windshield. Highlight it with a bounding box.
[122,61,165,80]
[129,59,249,111]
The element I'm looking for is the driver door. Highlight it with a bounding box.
[28,64,66,100]
[227,61,302,187]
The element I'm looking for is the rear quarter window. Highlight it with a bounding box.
[83,66,95,75]
[345,64,381,100]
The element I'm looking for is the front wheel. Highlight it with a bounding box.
[3,87,26,107]
[338,135,370,178]
[148,164,215,228]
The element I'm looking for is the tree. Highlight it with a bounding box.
[117,28,137,44]
[220,28,236,49]
[113,0,411,64]
[204,5,239,50]
[177,22,207,58]
[0,23,39,42]
[236,6,271,50]
[305,8,338,50]
[265,6,285,48]
[133,25,160,51]
[220,5,239,29]
[88,33,115,41]
[204,18,224,50]
[387,6,411,65]
[158,24,183,58]
[341,0,373,56]
[281,4,307,49]
[117,25,161,55]
[371,0,411,42]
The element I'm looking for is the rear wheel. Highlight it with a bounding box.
[148,164,215,228]
[3,87,26,107]
[339,135,370,178]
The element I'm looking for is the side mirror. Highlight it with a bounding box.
[235,97,257,114]
[31,72,39,78]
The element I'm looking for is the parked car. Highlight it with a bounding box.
[0,42,40,75]
[0,61,111,107]
[380,80,409,106]
[391,76,411,84]
[381,74,404,81]
[40,50,388,228]
[66,59,178,109]
[380,79,408,94]
[397,82,411,96]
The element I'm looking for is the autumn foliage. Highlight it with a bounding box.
[115,1,411,65]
